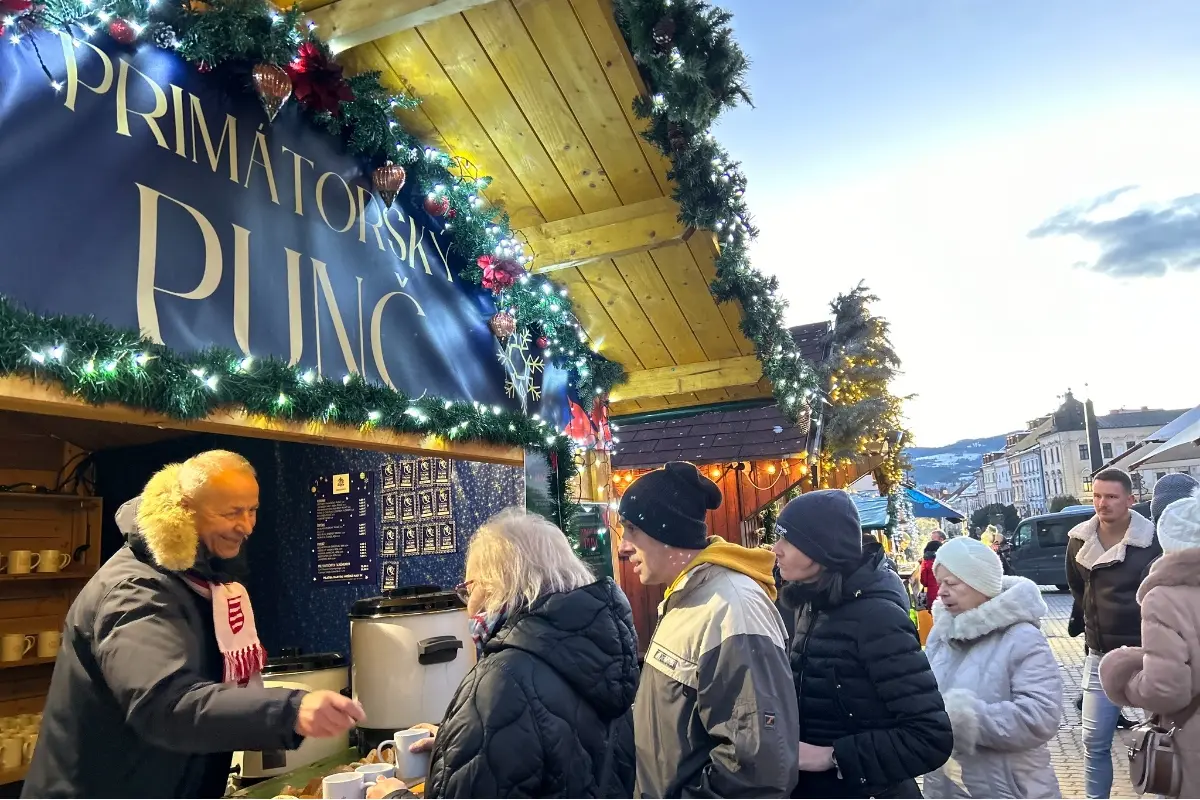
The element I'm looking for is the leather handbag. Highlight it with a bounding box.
[1128,694,1200,797]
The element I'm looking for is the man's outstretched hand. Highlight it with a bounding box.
[295,691,365,738]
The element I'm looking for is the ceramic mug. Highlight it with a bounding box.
[0,738,20,771]
[0,634,34,663]
[377,728,432,782]
[35,551,70,574]
[36,631,60,659]
[321,771,365,799]
[1,551,40,575]
[355,763,396,786]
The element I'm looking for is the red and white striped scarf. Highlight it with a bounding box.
[183,576,267,687]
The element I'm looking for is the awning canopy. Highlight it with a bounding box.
[849,494,891,530]
[905,486,966,522]
[1135,412,1200,468]
[1098,405,1200,473]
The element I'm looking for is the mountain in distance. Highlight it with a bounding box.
[908,433,1011,489]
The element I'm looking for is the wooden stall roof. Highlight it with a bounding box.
[314,0,772,416]
[610,404,813,470]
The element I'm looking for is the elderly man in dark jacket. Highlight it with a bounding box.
[24,450,362,798]
[773,490,953,798]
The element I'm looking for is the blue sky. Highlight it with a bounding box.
[713,1,1200,446]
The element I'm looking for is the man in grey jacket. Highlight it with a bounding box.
[24,451,363,798]
[617,462,799,798]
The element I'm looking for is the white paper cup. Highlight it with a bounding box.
[354,762,396,785]
[322,772,365,799]
[377,728,432,782]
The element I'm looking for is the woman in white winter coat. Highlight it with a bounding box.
[922,537,1063,799]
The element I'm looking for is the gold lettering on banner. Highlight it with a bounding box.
[356,186,387,251]
[371,273,427,390]
[408,222,430,276]
[116,60,169,150]
[232,225,252,355]
[281,146,315,217]
[316,172,355,234]
[312,258,361,377]
[285,248,304,366]
[59,33,113,111]
[170,85,187,158]
[190,94,238,184]
[135,183,222,345]
[383,206,407,261]
[425,230,454,283]
[244,126,280,205]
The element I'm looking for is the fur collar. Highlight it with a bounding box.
[132,463,202,572]
[929,576,1047,644]
[1070,511,1155,571]
[1137,549,1200,601]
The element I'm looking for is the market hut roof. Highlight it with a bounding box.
[326,0,772,416]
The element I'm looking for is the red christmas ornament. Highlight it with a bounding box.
[446,206,458,220]
[0,0,33,15]
[372,162,407,208]
[424,195,450,217]
[536,336,549,350]
[286,42,354,115]
[478,255,525,294]
[488,311,516,340]
[107,18,137,45]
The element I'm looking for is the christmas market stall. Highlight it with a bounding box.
[0,0,912,792]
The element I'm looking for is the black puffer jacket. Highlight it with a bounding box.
[782,545,952,798]
[424,578,638,798]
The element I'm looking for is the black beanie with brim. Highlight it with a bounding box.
[775,489,863,573]
[619,461,722,549]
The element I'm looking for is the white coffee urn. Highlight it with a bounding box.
[349,586,476,753]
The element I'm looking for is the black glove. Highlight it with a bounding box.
[1068,616,1084,638]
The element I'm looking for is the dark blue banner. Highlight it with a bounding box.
[0,33,567,420]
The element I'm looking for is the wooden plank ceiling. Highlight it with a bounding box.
[323,0,773,416]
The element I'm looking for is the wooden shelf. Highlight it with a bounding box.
[0,658,53,671]
[0,572,94,583]
[0,764,27,785]
[0,492,99,505]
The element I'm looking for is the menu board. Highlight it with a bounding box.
[311,472,377,584]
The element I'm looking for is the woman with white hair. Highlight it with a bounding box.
[371,508,638,799]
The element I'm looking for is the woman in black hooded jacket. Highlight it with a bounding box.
[371,508,638,799]
[772,491,953,798]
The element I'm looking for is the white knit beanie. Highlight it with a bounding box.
[934,537,1004,598]
[1157,488,1200,555]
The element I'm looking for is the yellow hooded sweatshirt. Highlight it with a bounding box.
[664,536,779,603]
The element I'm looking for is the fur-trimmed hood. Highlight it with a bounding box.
[117,464,202,572]
[1069,510,1156,571]
[930,575,1047,645]
[1137,548,1200,601]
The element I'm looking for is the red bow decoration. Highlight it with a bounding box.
[286,42,354,115]
[478,255,525,294]
[564,399,613,451]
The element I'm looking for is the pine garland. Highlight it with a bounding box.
[0,297,579,524]
[613,0,818,423]
[12,0,623,409]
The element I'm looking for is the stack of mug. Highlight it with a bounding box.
[0,714,40,772]
[0,630,61,664]
[0,549,72,576]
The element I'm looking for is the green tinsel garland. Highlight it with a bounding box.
[18,0,624,410]
[613,0,819,424]
[0,298,579,526]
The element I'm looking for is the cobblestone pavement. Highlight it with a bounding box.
[1042,591,1138,799]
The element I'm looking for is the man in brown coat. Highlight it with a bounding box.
[1100,486,1200,798]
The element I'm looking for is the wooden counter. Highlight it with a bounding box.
[232,749,424,798]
